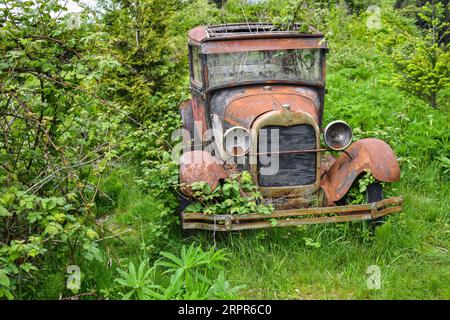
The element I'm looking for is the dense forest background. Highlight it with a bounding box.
[0,0,449,299]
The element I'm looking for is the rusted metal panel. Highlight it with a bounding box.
[183,197,402,221]
[181,197,403,231]
[179,99,194,146]
[261,193,322,210]
[320,154,336,177]
[191,96,208,139]
[179,151,228,197]
[224,88,320,129]
[321,138,401,204]
[210,85,321,129]
[188,26,209,43]
[202,38,327,54]
[188,24,325,44]
[182,215,369,231]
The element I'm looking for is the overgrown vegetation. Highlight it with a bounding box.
[110,244,241,300]
[342,171,379,205]
[184,172,274,215]
[390,1,450,108]
[0,0,449,300]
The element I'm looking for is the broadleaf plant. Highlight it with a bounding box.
[184,171,274,215]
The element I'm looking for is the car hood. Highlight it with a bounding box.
[209,85,321,129]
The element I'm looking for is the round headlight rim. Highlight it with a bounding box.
[323,120,353,151]
[223,125,251,157]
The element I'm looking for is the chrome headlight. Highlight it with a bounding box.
[324,120,353,150]
[223,126,251,157]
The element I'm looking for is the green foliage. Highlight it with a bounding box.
[390,2,450,108]
[92,169,178,260]
[184,172,273,215]
[303,237,321,248]
[98,0,212,121]
[271,0,328,32]
[437,155,450,175]
[0,0,117,298]
[113,244,242,300]
[0,184,101,299]
[0,268,13,300]
[114,259,158,300]
[344,171,378,205]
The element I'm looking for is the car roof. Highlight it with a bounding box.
[188,23,324,43]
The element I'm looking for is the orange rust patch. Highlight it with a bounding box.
[224,86,319,128]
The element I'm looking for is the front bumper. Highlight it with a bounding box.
[181,197,403,231]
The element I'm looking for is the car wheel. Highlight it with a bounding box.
[179,194,193,212]
[366,182,385,226]
[179,194,197,237]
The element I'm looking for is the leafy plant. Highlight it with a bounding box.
[303,237,321,248]
[184,171,274,215]
[0,268,13,300]
[0,185,102,299]
[114,259,157,300]
[158,244,227,284]
[113,244,241,300]
[207,271,245,300]
[344,171,379,205]
[437,156,450,175]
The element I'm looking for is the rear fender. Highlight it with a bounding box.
[321,138,400,205]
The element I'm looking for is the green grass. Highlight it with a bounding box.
[30,160,449,299]
[215,170,450,299]
[66,160,448,300]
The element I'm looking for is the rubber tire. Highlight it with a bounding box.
[179,195,193,212]
[179,195,197,238]
[366,182,385,227]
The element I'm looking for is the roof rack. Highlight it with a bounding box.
[188,23,324,44]
[204,23,312,37]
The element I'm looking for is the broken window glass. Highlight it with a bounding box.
[206,49,322,88]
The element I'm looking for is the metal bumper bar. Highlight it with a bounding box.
[181,197,403,231]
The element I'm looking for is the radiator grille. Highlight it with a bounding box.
[258,124,316,187]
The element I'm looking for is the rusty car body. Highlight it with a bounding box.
[178,23,402,231]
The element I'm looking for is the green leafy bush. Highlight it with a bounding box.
[184,172,273,215]
[0,184,102,299]
[390,2,450,108]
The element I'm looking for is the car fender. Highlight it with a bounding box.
[320,138,400,205]
[179,150,228,198]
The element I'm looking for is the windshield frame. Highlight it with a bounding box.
[204,48,325,90]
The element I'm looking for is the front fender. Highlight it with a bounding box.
[179,151,228,198]
[321,138,400,205]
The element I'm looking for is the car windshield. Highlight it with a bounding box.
[206,49,322,88]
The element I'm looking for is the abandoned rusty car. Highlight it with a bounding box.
[178,23,402,231]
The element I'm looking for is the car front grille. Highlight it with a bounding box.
[257,124,317,187]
